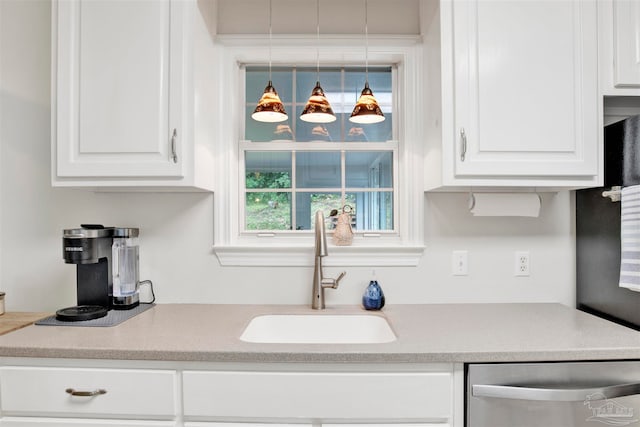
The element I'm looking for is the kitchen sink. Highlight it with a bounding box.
[239,314,396,344]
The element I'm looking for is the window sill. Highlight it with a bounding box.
[213,245,425,267]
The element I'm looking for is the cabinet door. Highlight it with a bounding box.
[184,424,308,427]
[450,0,598,178]
[183,371,452,420]
[612,0,640,87]
[184,424,446,427]
[0,419,175,427]
[54,0,184,178]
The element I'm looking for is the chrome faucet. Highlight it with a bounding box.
[312,210,346,309]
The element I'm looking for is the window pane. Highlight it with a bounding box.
[246,69,293,105]
[246,68,293,142]
[245,192,292,230]
[346,125,369,142]
[345,68,393,142]
[347,191,393,231]
[295,106,341,143]
[350,113,393,143]
[296,69,342,107]
[245,152,292,189]
[295,192,342,231]
[296,151,341,189]
[245,107,295,142]
[245,67,293,108]
[345,151,393,188]
[345,69,392,108]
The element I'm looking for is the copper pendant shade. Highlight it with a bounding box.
[252,81,288,123]
[349,81,384,124]
[300,81,336,123]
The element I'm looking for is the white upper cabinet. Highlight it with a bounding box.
[424,0,601,190]
[52,0,217,190]
[600,0,640,94]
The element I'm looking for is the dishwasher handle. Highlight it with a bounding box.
[473,382,640,402]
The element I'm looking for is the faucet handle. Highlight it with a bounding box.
[322,271,346,289]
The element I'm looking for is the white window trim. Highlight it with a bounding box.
[212,35,425,267]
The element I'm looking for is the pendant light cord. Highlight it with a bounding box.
[316,0,320,82]
[269,0,273,82]
[364,0,369,84]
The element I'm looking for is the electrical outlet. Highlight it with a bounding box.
[515,251,530,276]
[452,250,468,276]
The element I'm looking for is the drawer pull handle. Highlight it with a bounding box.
[65,388,107,397]
[170,128,178,164]
[460,127,467,162]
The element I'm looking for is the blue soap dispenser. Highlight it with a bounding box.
[362,270,385,311]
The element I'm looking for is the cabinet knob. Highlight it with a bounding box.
[460,128,467,162]
[171,129,178,164]
[65,388,107,397]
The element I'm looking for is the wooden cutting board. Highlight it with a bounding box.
[0,312,51,336]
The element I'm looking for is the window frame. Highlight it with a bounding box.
[241,65,397,236]
[213,36,425,267]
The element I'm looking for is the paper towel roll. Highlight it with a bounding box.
[468,193,541,217]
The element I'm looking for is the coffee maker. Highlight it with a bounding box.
[59,224,140,321]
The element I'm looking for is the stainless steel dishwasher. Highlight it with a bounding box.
[467,361,640,427]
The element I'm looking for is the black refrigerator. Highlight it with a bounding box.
[577,115,640,330]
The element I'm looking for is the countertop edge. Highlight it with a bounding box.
[0,348,638,364]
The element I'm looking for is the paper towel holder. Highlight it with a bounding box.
[468,192,543,209]
[467,192,543,217]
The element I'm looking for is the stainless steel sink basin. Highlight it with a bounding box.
[239,314,396,344]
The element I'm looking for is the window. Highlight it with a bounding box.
[212,40,424,267]
[243,67,396,234]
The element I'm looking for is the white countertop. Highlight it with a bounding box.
[0,303,638,363]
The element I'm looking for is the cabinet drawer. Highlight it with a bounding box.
[183,371,452,420]
[0,419,177,426]
[0,367,177,418]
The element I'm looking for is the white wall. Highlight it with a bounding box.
[0,0,576,312]
[216,0,421,35]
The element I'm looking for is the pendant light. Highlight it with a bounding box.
[349,0,385,124]
[300,0,336,124]
[252,0,288,123]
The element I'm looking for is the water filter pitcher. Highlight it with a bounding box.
[112,228,140,309]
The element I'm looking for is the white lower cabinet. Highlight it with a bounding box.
[0,361,461,427]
